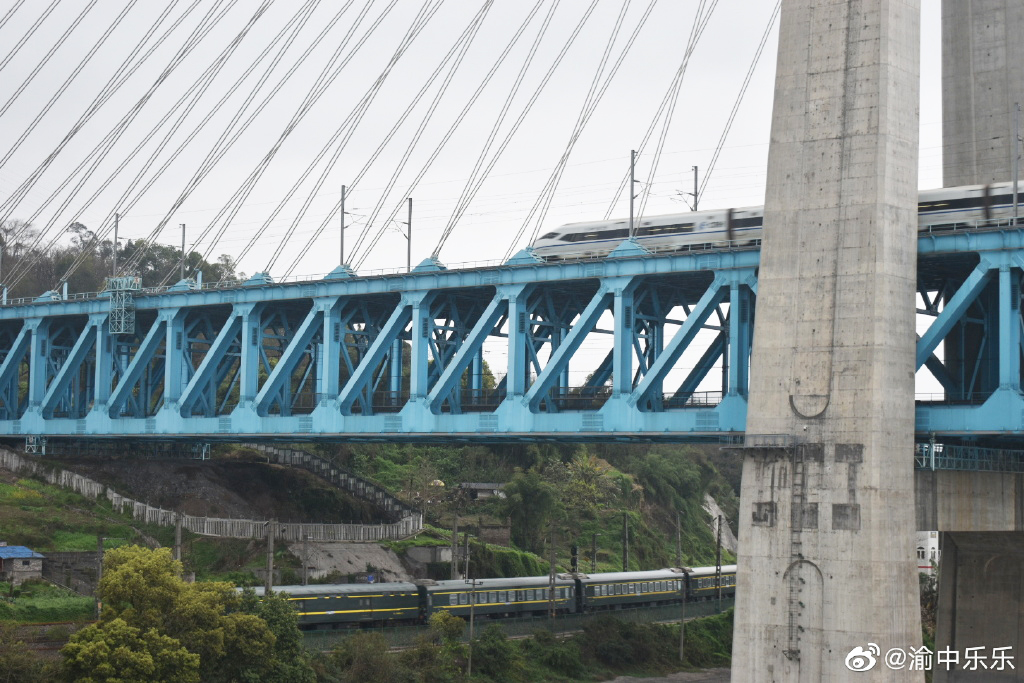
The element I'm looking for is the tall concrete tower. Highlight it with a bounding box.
[732,1,923,681]
[942,1,1024,188]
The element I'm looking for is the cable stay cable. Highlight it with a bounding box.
[0,0,205,232]
[19,0,265,291]
[5,0,238,281]
[286,0,546,277]
[0,0,98,120]
[0,0,61,76]
[431,0,604,261]
[5,0,239,289]
[218,0,435,271]
[325,1,492,272]
[525,0,649,248]
[635,0,719,222]
[140,0,362,283]
[0,0,141,168]
[336,1,493,272]
[50,0,284,289]
[502,0,662,261]
[696,0,779,204]
[602,0,718,220]
[0,0,28,35]
[259,0,473,274]
[192,0,412,271]
[433,0,556,257]
[186,0,393,274]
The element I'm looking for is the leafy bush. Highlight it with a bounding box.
[471,624,525,681]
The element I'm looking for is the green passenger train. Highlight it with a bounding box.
[252,565,737,629]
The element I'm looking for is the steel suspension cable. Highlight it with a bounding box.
[156,0,363,278]
[0,0,61,76]
[342,2,492,272]
[221,0,420,270]
[602,0,718,220]
[503,0,662,260]
[0,0,202,232]
[434,0,555,255]
[696,0,779,204]
[634,0,719,222]
[0,0,28,35]
[286,0,545,277]
[432,0,603,260]
[0,0,98,119]
[525,0,647,247]
[5,0,235,288]
[189,0,388,272]
[53,0,287,289]
[261,0,468,273]
[0,0,141,168]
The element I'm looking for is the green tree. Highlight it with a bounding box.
[501,468,562,552]
[60,546,313,683]
[60,617,199,683]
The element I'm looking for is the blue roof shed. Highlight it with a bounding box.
[0,546,45,559]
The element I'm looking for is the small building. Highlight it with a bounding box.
[916,531,940,575]
[458,482,506,500]
[0,543,45,586]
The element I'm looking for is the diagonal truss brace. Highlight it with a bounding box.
[41,314,108,418]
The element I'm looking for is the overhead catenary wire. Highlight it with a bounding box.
[0,0,28,35]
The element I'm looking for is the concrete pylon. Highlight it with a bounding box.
[733,1,923,681]
[937,4,1024,682]
[942,0,1024,188]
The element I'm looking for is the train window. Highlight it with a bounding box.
[459,593,468,605]
[449,594,457,606]
[629,583,635,593]
[540,232,559,239]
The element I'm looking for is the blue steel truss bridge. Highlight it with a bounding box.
[0,221,1022,450]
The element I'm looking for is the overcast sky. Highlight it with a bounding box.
[0,0,944,285]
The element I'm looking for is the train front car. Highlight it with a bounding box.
[425,575,577,619]
[252,582,423,629]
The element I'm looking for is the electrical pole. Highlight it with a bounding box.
[676,510,682,567]
[628,150,636,239]
[450,510,459,579]
[174,514,182,562]
[592,532,598,573]
[95,535,104,619]
[302,531,309,586]
[463,532,470,579]
[679,569,689,662]
[407,197,412,273]
[113,213,119,276]
[716,514,723,611]
[692,166,699,211]
[548,523,557,619]
[622,512,629,571]
[179,223,186,281]
[1014,102,1020,226]
[340,185,346,265]
[265,521,275,595]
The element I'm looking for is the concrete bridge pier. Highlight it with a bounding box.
[733,0,923,680]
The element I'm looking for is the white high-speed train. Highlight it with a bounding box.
[532,181,1021,260]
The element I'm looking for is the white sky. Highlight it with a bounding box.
[0,0,944,285]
